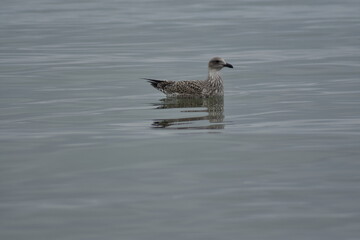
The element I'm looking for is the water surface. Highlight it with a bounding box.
[1,0,360,239]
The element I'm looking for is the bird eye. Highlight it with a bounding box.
[215,60,220,63]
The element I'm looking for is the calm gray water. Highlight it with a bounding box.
[1,0,360,239]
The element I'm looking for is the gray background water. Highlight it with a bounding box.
[1,0,360,239]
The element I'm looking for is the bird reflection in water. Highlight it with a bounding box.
[152,96,224,129]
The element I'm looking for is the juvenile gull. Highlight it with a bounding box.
[145,57,233,97]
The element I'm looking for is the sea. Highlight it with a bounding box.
[1,0,360,239]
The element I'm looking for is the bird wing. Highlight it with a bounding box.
[164,80,204,96]
[145,78,204,96]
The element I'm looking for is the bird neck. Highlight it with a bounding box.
[207,68,223,84]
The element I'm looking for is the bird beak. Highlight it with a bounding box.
[224,63,233,68]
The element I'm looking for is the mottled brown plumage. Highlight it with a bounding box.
[145,57,233,97]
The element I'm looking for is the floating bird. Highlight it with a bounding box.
[145,57,233,97]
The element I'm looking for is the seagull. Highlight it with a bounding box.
[145,57,233,97]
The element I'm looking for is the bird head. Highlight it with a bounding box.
[208,57,233,71]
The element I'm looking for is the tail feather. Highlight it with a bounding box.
[143,78,165,88]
